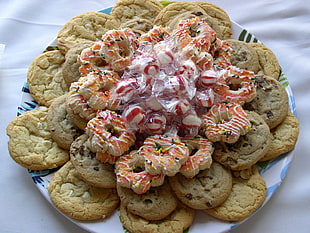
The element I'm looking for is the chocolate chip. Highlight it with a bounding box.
[206,201,213,208]
[266,111,274,119]
[185,193,193,200]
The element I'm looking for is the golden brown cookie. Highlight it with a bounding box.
[6,106,69,170]
[117,180,178,220]
[120,202,195,233]
[226,39,261,73]
[47,94,83,150]
[70,134,116,188]
[121,18,154,37]
[154,2,206,27]
[212,111,271,170]
[111,0,164,25]
[193,1,232,39]
[27,50,68,107]
[204,165,266,221]
[244,75,289,129]
[56,12,120,54]
[260,111,300,161]
[169,162,232,210]
[47,161,119,220]
[62,42,94,87]
[249,42,281,80]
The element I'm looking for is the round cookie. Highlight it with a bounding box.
[244,75,289,129]
[27,50,68,107]
[6,106,69,170]
[47,161,119,220]
[117,180,178,221]
[169,162,232,210]
[154,2,207,27]
[110,0,164,25]
[226,39,261,73]
[62,41,94,87]
[193,1,232,39]
[166,10,223,40]
[204,165,267,221]
[70,134,116,188]
[260,111,300,161]
[212,111,271,170]
[47,94,83,150]
[248,42,281,80]
[120,202,195,233]
[120,18,154,37]
[56,12,120,54]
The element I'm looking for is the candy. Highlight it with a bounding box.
[213,66,256,104]
[86,110,136,156]
[173,98,191,115]
[115,151,165,194]
[180,136,214,178]
[123,105,146,130]
[145,112,167,134]
[202,102,251,143]
[114,78,140,102]
[195,89,215,108]
[139,135,189,176]
[198,69,218,88]
[100,28,139,71]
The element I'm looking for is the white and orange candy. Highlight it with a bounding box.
[86,110,136,156]
[115,150,165,194]
[100,28,139,71]
[78,71,120,110]
[202,102,251,143]
[214,66,256,105]
[138,134,189,176]
[180,136,214,178]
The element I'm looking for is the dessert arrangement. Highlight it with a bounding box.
[6,0,300,232]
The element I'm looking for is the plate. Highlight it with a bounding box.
[19,6,297,233]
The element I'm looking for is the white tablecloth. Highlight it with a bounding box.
[1,0,309,232]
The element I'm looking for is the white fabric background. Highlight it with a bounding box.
[0,0,309,232]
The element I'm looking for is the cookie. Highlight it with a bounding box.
[169,162,232,210]
[166,10,222,39]
[212,111,271,170]
[120,202,195,233]
[47,94,83,150]
[244,75,289,129]
[6,106,69,170]
[193,1,232,39]
[154,2,206,27]
[110,0,164,25]
[204,165,266,221]
[117,180,178,220]
[56,12,120,54]
[226,39,261,73]
[260,111,300,161]
[47,161,119,220]
[120,18,154,37]
[248,42,281,80]
[27,50,68,107]
[70,134,116,188]
[62,41,94,87]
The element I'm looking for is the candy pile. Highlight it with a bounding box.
[68,17,257,194]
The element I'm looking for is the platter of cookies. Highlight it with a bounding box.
[6,1,300,233]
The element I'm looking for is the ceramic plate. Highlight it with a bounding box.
[18,6,297,233]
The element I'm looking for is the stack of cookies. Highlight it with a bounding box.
[6,0,300,232]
